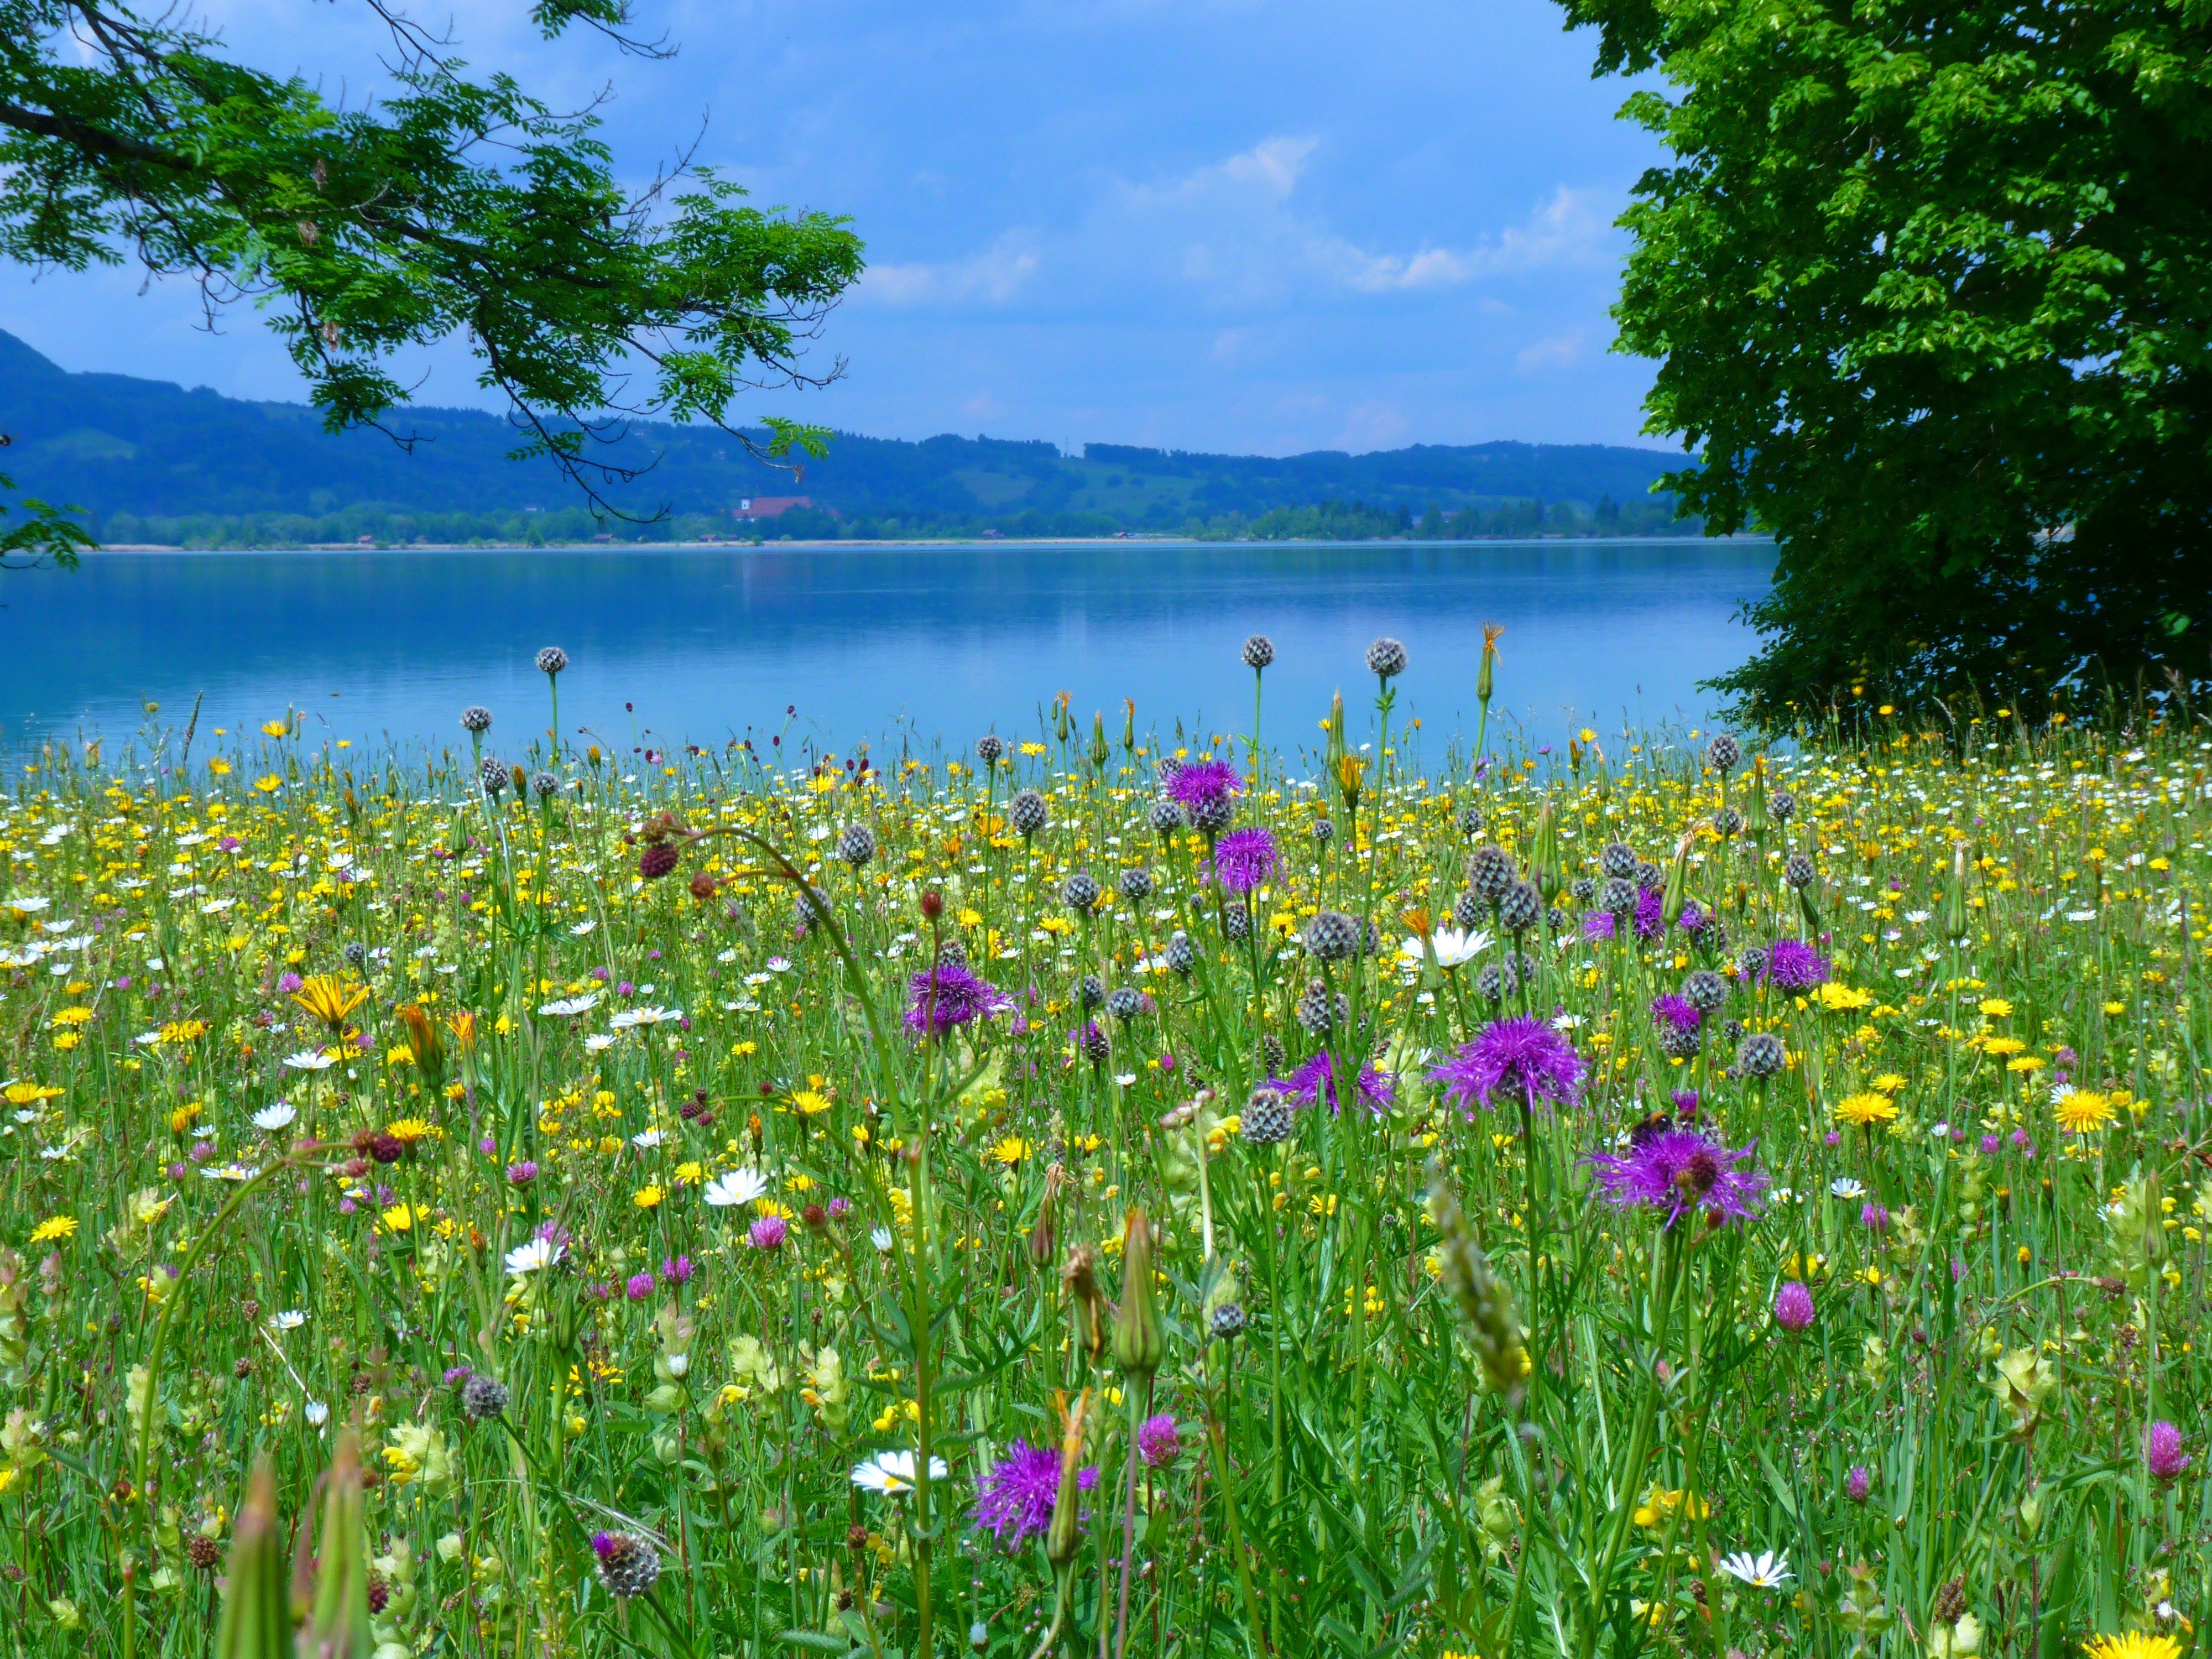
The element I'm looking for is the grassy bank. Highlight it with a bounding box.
[0,654,2205,1659]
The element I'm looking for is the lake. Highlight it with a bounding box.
[1,539,1771,764]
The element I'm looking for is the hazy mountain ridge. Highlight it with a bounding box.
[0,331,1697,541]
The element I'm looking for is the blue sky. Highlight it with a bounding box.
[9,0,1672,455]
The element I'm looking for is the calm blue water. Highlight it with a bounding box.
[1,540,1771,762]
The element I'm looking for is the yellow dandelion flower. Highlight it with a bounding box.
[50,1006,95,1027]
[380,1204,419,1233]
[1870,1073,1907,1094]
[254,775,282,794]
[159,1020,208,1044]
[992,1136,1032,1166]
[2055,1091,2115,1134]
[206,757,232,776]
[293,975,368,1030]
[790,1089,834,1117]
[386,1118,431,1143]
[1833,1093,1898,1128]
[2082,1636,2182,1659]
[29,1215,77,1244]
[1978,998,2014,1018]
[633,1185,665,1210]
[4,1082,64,1106]
[2007,1056,2045,1074]
[260,719,292,738]
[1814,983,1872,1013]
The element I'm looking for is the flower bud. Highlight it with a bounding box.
[1112,1209,1165,1380]
[1045,1390,1091,1567]
[1530,799,1562,903]
[1062,1246,1109,1363]
[1477,622,1502,706]
[1944,843,1971,942]
[1660,830,1694,930]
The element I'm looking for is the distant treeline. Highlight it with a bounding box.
[100,493,1693,549]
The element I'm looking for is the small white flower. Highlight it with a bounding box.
[631,1128,667,1150]
[304,1400,330,1428]
[609,1005,681,1030]
[204,1162,261,1182]
[1905,909,1931,924]
[538,994,600,1019]
[871,1226,894,1253]
[1430,927,1490,969]
[851,1449,948,1496]
[1829,1176,1866,1199]
[1715,1549,1792,1589]
[765,957,792,974]
[585,1034,615,1052]
[253,1102,298,1132]
[269,1310,307,1332]
[705,1168,770,1209]
[283,1050,337,1072]
[504,1236,565,1276]
[2067,909,2099,922]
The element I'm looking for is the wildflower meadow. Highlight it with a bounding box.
[2,637,2209,1659]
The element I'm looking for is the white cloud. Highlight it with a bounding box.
[862,237,1041,307]
[1516,327,1589,372]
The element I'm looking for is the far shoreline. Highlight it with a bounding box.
[94,531,1770,554]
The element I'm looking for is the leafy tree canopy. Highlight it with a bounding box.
[1562,0,2212,722]
[0,0,864,562]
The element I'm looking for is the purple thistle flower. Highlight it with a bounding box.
[1763,938,1832,993]
[972,1441,1099,1545]
[1164,759,1241,811]
[748,1214,789,1251]
[1138,1413,1182,1468]
[624,1272,655,1301]
[1631,886,1666,941]
[1213,827,1280,895]
[1773,1280,1815,1333]
[1283,1050,1393,1115]
[1652,994,1701,1034]
[1679,901,1708,934]
[2148,1420,2190,1482]
[1430,1016,1587,1115]
[904,961,1013,1037]
[590,1530,618,1559]
[1580,911,1617,943]
[1585,1128,1766,1228]
[1845,1465,1872,1504]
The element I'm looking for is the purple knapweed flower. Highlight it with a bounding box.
[1652,994,1701,1034]
[1773,1281,1815,1333]
[972,1441,1099,1545]
[624,1272,655,1301]
[1762,938,1831,993]
[1430,1016,1587,1114]
[904,961,1013,1037]
[1164,759,1241,812]
[1585,1128,1767,1229]
[1632,887,1666,941]
[1284,1050,1392,1115]
[748,1214,789,1251]
[1137,1413,1182,1468]
[1581,911,1617,943]
[2148,1421,2190,1482]
[1213,827,1280,895]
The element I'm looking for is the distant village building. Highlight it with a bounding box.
[733,496,822,521]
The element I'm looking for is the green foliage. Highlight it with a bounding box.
[1563,0,2212,721]
[0,0,863,528]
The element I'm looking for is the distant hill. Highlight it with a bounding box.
[0,331,1697,544]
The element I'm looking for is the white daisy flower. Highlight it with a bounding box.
[608,1005,681,1030]
[1715,1550,1792,1589]
[283,1050,337,1072]
[504,1236,565,1276]
[253,1102,298,1132]
[269,1310,307,1331]
[1430,927,1490,969]
[870,1226,894,1253]
[851,1449,948,1496]
[585,1034,616,1053]
[304,1400,330,1428]
[705,1168,770,1209]
[538,994,601,1018]
[1828,1176,1866,1199]
[631,1128,667,1150]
